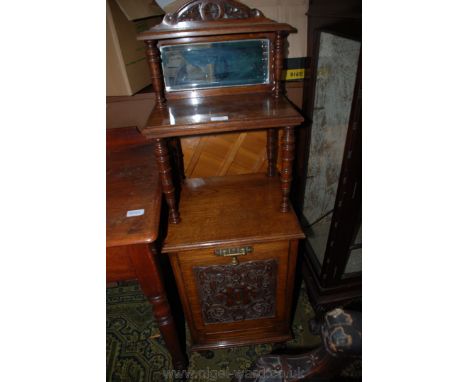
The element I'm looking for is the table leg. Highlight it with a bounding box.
[267,129,278,177]
[129,244,188,372]
[154,138,181,224]
[280,126,295,212]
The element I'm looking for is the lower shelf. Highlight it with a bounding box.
[162,173,304,253]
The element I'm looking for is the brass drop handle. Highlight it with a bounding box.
[214,246,253,265]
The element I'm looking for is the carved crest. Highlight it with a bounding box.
[163,0,265,25]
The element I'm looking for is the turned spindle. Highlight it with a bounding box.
[144,40,166,108]
[154,138,180,224]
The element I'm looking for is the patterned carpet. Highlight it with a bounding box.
[107,281,359,381]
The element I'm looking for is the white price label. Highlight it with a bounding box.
[126,209,145,217]
[210,115,229,121]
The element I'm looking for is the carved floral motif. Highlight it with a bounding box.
[194,259,277,324]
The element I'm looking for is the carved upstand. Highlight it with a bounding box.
[138,0,305,351]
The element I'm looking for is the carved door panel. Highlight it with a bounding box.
[171,240,295,336]
[194,259,278,324]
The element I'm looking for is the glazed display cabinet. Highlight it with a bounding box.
[293,23,362,318]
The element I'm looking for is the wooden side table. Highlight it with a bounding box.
[106,127,187,371]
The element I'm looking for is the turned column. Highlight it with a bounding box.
[154,138,180,224]
[280,126,295,212]
[274,31,285,99]
[129,244,188,371]
[144,40,166,108]
[267,129,278,177]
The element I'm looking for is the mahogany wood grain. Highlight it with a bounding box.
[280,126,294,212]
[106,127,187,370]
[106,246,137,283]
[266,129,278,177]
[154,138,181,224]
[162,173,305,253]
[140,93,303,139]
[106,126,149,149]
[106,132,161,247]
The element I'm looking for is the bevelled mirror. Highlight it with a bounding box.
[160,39,270,91]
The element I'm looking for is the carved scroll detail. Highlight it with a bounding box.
[163,0,264,25]
[194,259,277,324]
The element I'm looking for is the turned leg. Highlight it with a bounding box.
[266,129,278,177]
[129,244,188,372]
[280,126,295,212]
[154,138,180,224]
[274,32,285,99]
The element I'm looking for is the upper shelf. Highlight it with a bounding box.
[137,0,296,41]
[139,93,304,139]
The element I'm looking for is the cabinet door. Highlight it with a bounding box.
[170,241,296,343]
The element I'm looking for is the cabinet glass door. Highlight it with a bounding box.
[301,31,361,284]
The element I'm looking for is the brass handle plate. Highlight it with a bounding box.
[214,246,253,257]
[214,246,253,265]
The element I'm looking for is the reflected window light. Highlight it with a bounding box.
[192,114,202,123]
[190,97,201,106]
[168,108,176,125]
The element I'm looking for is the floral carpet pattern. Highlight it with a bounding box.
[107,281,358,381]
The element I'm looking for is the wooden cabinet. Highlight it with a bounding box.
[137,0,304,351]
[170,240,298,350]
[161,174,303,349]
